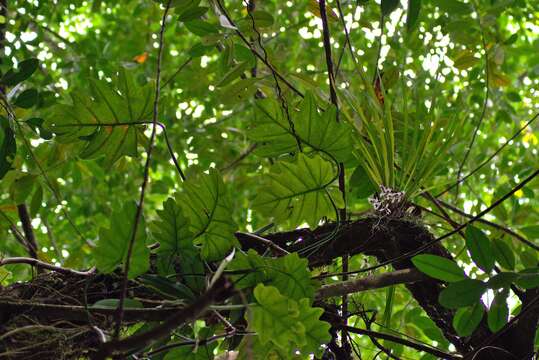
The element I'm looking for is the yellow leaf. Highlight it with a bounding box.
[453,50,480,70]
[490,70,511,87]
[133,52,148,64]
[307,0,338,22]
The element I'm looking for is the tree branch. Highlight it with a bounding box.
[316,268,426,299]
[16,204,39,259]
[0,257,95,276]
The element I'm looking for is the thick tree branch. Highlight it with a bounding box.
[316,268,426,299]
[16,204,39,259]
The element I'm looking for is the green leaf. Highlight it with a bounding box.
[488,291,509,332]
[178,6,208,22]
[453,50,480,70]
[138,274,195,301]
[487,272,518,289]
[506,91,521,102]
[249,285,330,356]
[177,169,238,261]
[491,238,515,270]
[45,68,153,165]
[0,117,16,179]
[91,298,143,309]
[1,58,39,86]
[466,225,495,273]
[350,164,377,198]
[14,89,39,108]
[253,153,343,228]
[10,174,36,204]
[412,254,466,282]
[184,20,219,36]
[229,250,315,301]
[30,185,43,217]
[453,302,484,337]
[216,61,249,87]
[250,93,355,164]
[439,279,487,308]
[381,0,400,16]
[406,0,421,30]
[154,198,193,272]
[515,269,539,289]
[94,202,150,278]
[267,253,315,301]
[520,225,539,240]
[430,0,472,15]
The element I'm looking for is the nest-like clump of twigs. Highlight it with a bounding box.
[0,271,162,359]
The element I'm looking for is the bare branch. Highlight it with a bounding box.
[0,257,95,276]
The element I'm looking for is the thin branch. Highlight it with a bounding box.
[214,0,304,98]
[455,11,490,198]
[114,0,172,338]
[316,268,426,299]
[235,231,289,256]
[220,143,257,173]
[160,57,192,89]
[0,257,95,276]
[437,199,539,251]
[338,326,460,359]
[437,112,538,196]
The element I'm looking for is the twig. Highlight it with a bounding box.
[316,268,426,299]
[337,326,461,359]
[437,199,539,251]
[0,257,95,276]
[455,14,490,197]
[437,113,538,196]
[160,57,193,89]
[214,0,304,98]
[220,143,257,173]
[114,0,172,339]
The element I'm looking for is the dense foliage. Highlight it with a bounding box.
[0,0,538,359]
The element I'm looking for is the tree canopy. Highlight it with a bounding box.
[0,0,538,359]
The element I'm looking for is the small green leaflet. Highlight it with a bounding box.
[412,254,466,282]
[466,225,495,273]
[249,92,355,164]
[91,298,143,309]
[515,268,539,289]
[248,284,331,357]
[229,250,315,301]
[452,302,484,337]
[177,169,238,261]
[406,0,421,30]
[488,291,509,332]
[94,202,150,278]
[253,153,344,228]
[14,89,39,108]
[439,279,487,308]
[44,68,153,166]
[163,327,217,360]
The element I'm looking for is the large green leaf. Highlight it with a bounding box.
[177,169,238,261]
[466,225,495,273]
[253,153,343,228]
[45,68,153,165]
[0,117,16,179]
[412,254,466,282]
[94,202,150,278]
[1,58,39,86]
[439,279,487,308]
[153,198,204,291]
[229,250,315,301]
[249,92,355,164]
[491,238,515,270]
[248,284,330,356]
